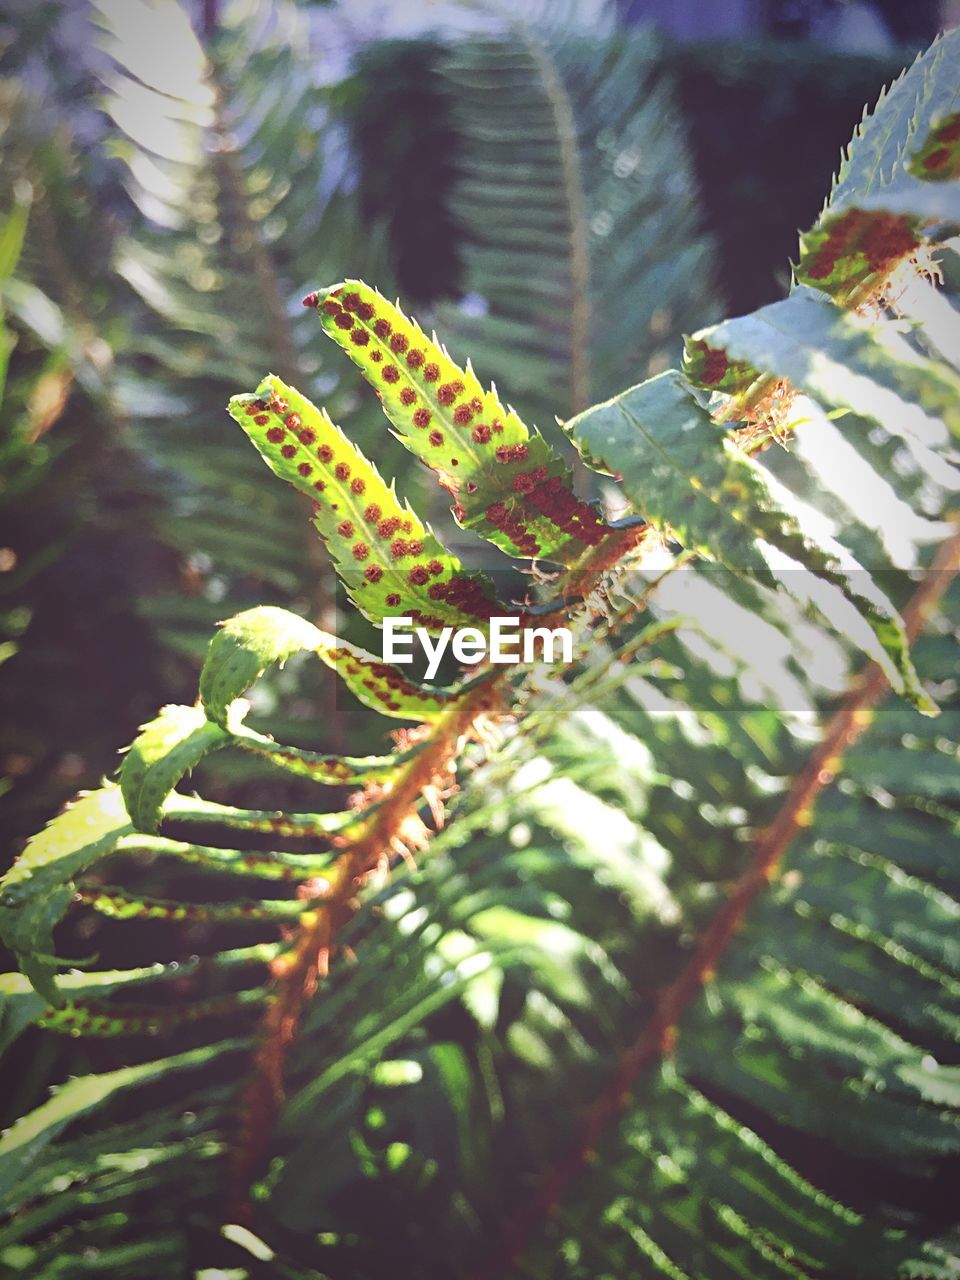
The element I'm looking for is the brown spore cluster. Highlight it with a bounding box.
[806,209,919,284]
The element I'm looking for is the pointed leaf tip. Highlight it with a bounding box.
[309,278,616,564]
[227,376,500,633]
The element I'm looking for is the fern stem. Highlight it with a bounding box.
[229,673,503,1219]
[472,527,960,1280]
[209,101,301,382]
[517,22,592,416]
[228,519,657,1217]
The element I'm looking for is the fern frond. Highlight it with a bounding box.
[308,281,616,562]
[438,18,717,426]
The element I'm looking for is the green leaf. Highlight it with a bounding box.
[75,883,310,924]
[566,370,933,711]
[123,641,424,835]
[437,28,716,434]
[794,29,960,302]
[37,987,267,1040]
[200,605,467,725]
[778,844,960,975]
[682,998,960,1161]
[198,606,325,726]
[161,793,359,840]
[0,1040,243,1211]
[597,1073,940,1280]
[688,289,960,445]
[0,201,28,284]
[748,897,960,1041]
[111,834,335,882]
[227,379,500,632]
[0,947,276,1053]
[830,27,960,212]
[229,729,402,786]
[120,704,229,835]
[0,786,133,1002]
[0,1104,222,1229]
[308,281,612,562]
[0,199,29,402]
[907,108,960,183]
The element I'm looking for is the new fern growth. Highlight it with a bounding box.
[1,27,959,1280]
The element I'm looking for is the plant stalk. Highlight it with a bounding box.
[472,527,960,1279]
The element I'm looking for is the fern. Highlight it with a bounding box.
[437,15,717,425]
[1,24,960,1280]
[94,0,370,654]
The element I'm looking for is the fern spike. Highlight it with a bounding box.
[228,378,500,632]
[306,281,613,563]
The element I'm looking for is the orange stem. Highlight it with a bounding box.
[230,674,502,1217]
[472,530,960,1279]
